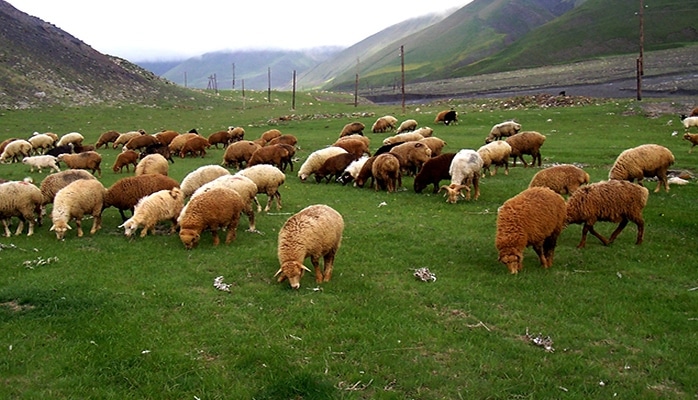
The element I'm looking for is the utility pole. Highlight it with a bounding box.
[354,57,360,107]
[267,67,271,103]
[232,63,235,90]
[637,0,644,101]
[400,45,406,114]
[292,70,296,110]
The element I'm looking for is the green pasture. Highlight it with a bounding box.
[0,91,696,399]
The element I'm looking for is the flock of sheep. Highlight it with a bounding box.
[0,105,696,284]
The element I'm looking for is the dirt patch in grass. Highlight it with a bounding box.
[1,300,35,312]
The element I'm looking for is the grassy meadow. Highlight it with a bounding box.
[0,91,697,399]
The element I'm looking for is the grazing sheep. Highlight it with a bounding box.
[477,141,511,177]
[57,151,103,177]
[208,130,231,148]
[434,110,458,125]
[396,119,418,133]
[354,155,377,188]
[112,150,139,173]
[228,126,245,142]
[276,204,344,289]
[566,180,649,248]
[0,180,43,237]
[56,132,84,147]
[46,144,74,158]
[28,133,56,154]
[332,137,370,159]
[124,134,159,152]
[247,144,294,171]
[95,130,120,149]
[382,131,425,146]
[0,138,19,155]
[168,132,199,153]
[529,164,590,195]
[690,107,698,117]
[680,115,698,132]
[298,147,348,181]
[389,141,432,175]
[371,115,397,133]
[104,174,180,221]
[447,149,483,201]
[485,121,521,143]
[414,153,456,194]
[505,131,546,167]
[135,153,169,176]
[178,187,244,249]
[315,153,357,183]
[119,187,184,237]
[495,187,567,274]
[608,144,675,193]
[223,140,262,169]
[371,153,402,193]
[179,135,210,158]
[1,139,32,163]
[339,122,365,137]
[141,142,174,164]
[190,174,259,232]
[337,155,369,185]
[153,130,180,146]
[180,165,231,198]
[373,141,404,156]
[50,179,106,239]
[236,164,285,212]
[683,132,698,153]
[268,134,298,147]
[113,130,145,149]
[39,169,97,205]
[413,127,434,138]
[260,129,282,144]
[73,143,96,153]
[22,155,60,173]
[418,136,446,157]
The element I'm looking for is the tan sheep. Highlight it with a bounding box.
[528,164,589,195]
[119,187,184,237]
[485,121,521,143]
[28,133,56,155]
[168,132,199,153]
[180,165,231,197]
[276,204,344,289]
[382,131,424,145]
[396,119,418,133]
[566,180,649,248]
[683,132,698,153]
[267,134,298,147]
[236,164,285,212]
[389,141,432,176]
[50,179,107,239]
[260,129,282,144]
[112,150,139,173]
[413,127,434,138]
[57,151,103,177]
[178,187,244,249]
[496,187,567,274]
[418,137,446,157]
[135,154,169,176]
[477,141,511,176]
[113,131,144,149]
[339,122,365,137]
[223,140,262,169]
[1,139,32,163]
[371,115,397,133]
[332,137,370,159]
[56,132,84,147]
[371,153,402,193]
[608,143,675,193]
[228,126,245,142]
[505,131,546,167]
[0,180,43,237]
[39,169,97,205]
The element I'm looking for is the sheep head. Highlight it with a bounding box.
[498,251,523,274]
[49,222,71,240]
[179,229,201,250]
[275,261,312,289]
[119,219,138,237]
[439,184,468,204]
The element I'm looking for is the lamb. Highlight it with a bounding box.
[1,139,32,163]
[485,121,521,143]
[314,153,357,183]
[112,150,139,173]
[222,140,262,169]
[50,179,107,239]
[0,180,43,237]
[298,147,348,181]
[179,135,210,158]
[332,137,370,159]
[446,149,483,201]
[207,130,231,148]
[413,153,456,194]
[434,110,458,125]
[382,131,425,145]
[228,126,245,142]
[247,144,294,171]
[371,115,397,133]
[28,133,56,154]
[135,153,169,176]
[104,174,180,221]
[418,136,446,157]
[153,130,180,146]
[528,164,590,195]
[119,187,184,238]
[371,153,402,192]
[236,164,285,212]
[337,155,369,185]
[680,115,698,132]
[57,151,102,177]
[495,187,567,274]
[39,169,97,205]
[683,132,698,153]
[113,130,146,149]
[189,174,259,232]
[389,141,432,175]
[339,122,365,137]
[180,165,231,197]
[505,131,546,167]
[95,130,120,149]
[566,179,649,248]
[124,134,159,152]
[396,119,418,133]
[56,132,84,147]
[477,141,511,176]
[178,187,244,249]
[275,204,344,289]
[608,143,675,193]
[22,155,60,174]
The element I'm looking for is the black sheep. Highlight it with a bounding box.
[413,153,456,193]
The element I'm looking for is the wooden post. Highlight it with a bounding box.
[637,0,644,101]
[400,45,406,114]
[354,73,359,108]
[267,67,271,103]
[232,63,235,90]
[292,70,296,111]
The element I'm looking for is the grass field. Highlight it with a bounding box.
[1,91,697,399]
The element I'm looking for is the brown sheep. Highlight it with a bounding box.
[228,126,245,142]
[371,116,397,133]
[477,141,511,177]
[124,134,159,151]
[566,180,649,248]
[339,122,365,137]
[413,153,456,194]
[332,138,370,159]
[314,153,357,183]
[260,129,282,143]
[57,151,102,177]
[529,164,589,195]
[179,135,210,158]
[371,153,402,193]
[496,187,567,274]
[112,150,139,173]
[418,137,446,157]
[168,132,198,153]
[354,155,376,188]
[247,144,293,171]
[104,174,180,221]
[690,106,698,117]
[434,110,458,125]
[208,130,231,148]
[608,143,675,193]
[267,134,298,147]
[276,204,344,289]
[153,130,180,146]
[223,140,262,169]
[178,187,244,249]
[39,170,97,205]
[389,141,432,175]
[505,131,546,167]
[683,132,698,153]
[112,130,145,149]
[135,154,169,176]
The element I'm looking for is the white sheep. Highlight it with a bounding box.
[28,133,56,154]
[119,187,184,238]
[1,139,32,163]
[135,153,169,176]
[608,144,675,193]
[681,115,698,132]
[180,165,231,197]
[276,204,344,289]
[236,164,285,212]
[50,179,107,239]
[529,164,590,195]
[56,132,85,147]
[444,149,484,201]
[297,146,348,181]
[413,127,434,138]
[0,179,43,237]
[22,155,61,174]
[113,131,144,149]
[477,141,511,177]
[485,121,521,143]
[396,119,418,133]
[382,131,424,145]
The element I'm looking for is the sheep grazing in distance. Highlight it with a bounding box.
[434,109,458,125]
[179,135,210,158]
[608,143,675,193]
[153,130,179,146]
[477,141,511,177]
[39,169,97,205]
[268,134,298,147]
[123,134,158,152]
[371,115,397,133]
[1,139,32,163]
[0,138,19,155]
[247,144,294,171]
[119,187,184,238]
[505,131,546,167]
[414,153,456,194]
[57,151,103,177]
[485,121,521,143]
[496,187,567,274]
[56,132,84,147]
[95,130,120,149]
[680,114,698,132]
[529,164,589,195]
[0,180,43,237]
[418,137,446,157]
[383,131,425,146]
[389,141,432,176]
[222,140,262,169]
[181,165,231,198]
[22,155,60,174]
[28,133,56,154]
[371,153,402,193]
[337,155,369,185]
[112,150,139,173]
[104,174,180,221]
[683,132,698,153]
[298,147,348,181]
[207,130,231,148]
[353,155,377,188]
[396,119,418,133]
[228,126,245,142]
[178,187,244,249]
[276,204,344,289]
[339,122,365,137]
[236,164,285,212]
[168,132,199,153]
[141,142,174,164]
[50,179,107,239]
[260,129,282,144]
[333,137,370,159]
[447,149,483,201]
[135,153,169,176]
[315,153,357,183]
[566,180,649,248]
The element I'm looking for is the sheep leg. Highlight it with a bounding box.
[225,215,240,244]
[90,213,102,234]
[542,235,559,268]
[211,229,220,246]
[607,217,629,245]
[310,256,323,283]
[75,218,84,237]
[14,219,25,236]
[2,220,11,237]
[579,223,609,248]
[322,251,336,282]
[243,205,256,232]
[532,244,548,268]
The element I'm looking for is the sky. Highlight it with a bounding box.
[8,0,473,62]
